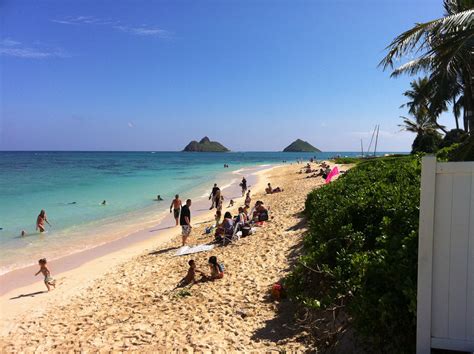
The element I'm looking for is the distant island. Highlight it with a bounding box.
[182,137,230,152]
[283,139,321,152]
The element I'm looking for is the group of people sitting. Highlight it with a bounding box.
[177,179,277,288]
[213,198,269,244]
[302,162,332,179]
[178,256,225,287]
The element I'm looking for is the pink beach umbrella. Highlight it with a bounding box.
[325,166,339,184]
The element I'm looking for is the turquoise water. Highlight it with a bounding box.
[0,151,392,274]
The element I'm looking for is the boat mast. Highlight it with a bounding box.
[360,139,364,157]
[374,125,380,157]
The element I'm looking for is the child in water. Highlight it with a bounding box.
[35,258,56,291]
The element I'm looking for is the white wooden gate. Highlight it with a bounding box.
[417,156,474,353]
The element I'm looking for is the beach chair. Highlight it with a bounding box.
[222,222,241,246]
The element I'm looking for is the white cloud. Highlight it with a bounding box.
[0,38,67,59]
[1,38,21,46]
[114,25,171,38]
[52,16,171,39]
[51,16,116,26]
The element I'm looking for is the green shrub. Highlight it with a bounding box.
[439,129,467,149]
[411,132,442,153]
[436,143,461,162]
[449,135,474,161]
[333,157,362,164]
[287,156,421,352]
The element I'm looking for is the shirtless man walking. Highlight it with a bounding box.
[170,194,182,226]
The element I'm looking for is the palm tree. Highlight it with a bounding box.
[380,0,474,133]
[401,77,448,133]
[398,115,439,135]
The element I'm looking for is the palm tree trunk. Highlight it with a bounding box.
[453,96,459,130]
[464,76,474,134]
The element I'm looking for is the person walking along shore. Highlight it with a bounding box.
[170,195,182,226]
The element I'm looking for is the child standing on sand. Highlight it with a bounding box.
[35,258,56,291]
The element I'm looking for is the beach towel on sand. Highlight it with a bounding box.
[174,244,215,256]
[325,166,339,184]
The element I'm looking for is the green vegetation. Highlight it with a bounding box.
[182,136,230,152]
[283,139,321,152]
[332,157,362,164]
[287,156,421,351]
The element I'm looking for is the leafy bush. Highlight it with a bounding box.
[333,157,362,164]
[439,129,467,149]
[436,143,461,162]
[411,132,442,153]
[287,156,421,352]
[449,135,474,161]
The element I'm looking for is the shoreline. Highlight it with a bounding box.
[0,163,270,290]
[0,164,274,336]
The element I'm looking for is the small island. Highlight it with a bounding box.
[283,139,321,152]
[182,136,230,152]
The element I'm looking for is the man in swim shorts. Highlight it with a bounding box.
[180,199,192,246]
[170,194,182,226]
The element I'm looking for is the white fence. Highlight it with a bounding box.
[417,156,474,353]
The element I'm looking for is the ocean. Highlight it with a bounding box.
[0,151,390,275]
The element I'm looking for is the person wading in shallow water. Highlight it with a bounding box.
[170,194,182,226]
[36,209,51,233]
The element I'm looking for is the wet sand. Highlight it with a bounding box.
[0,162,344,351]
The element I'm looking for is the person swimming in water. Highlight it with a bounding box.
[101,200,107,205]
[156,195,164,201]
[36,210,51,233]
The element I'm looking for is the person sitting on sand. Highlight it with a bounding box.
[322,167,331,179]
[266,183,283,194]
[244,190,251,207]
[35,258,56,291]
[215,212,234,242]
[235,207,247,224]
[36,209,51,233]
[202,256,224,280]
[177,259,203,287]
[170,194,182,226]
[253,201,269,222]
[228,199,234,208]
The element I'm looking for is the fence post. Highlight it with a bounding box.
[417,155,437,354]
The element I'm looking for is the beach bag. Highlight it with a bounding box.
[242,226,252,237]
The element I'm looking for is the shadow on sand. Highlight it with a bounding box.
[149,226,174,233]
[148,246,180,256]
[251,215,309,346]
[10,291,47,300]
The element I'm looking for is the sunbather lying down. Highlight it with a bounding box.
[265,183,283,194]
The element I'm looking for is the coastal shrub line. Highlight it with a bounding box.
[287,155,421,352]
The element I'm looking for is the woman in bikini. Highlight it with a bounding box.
[36,209,51,233]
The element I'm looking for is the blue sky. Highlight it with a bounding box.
[1,0,450,151]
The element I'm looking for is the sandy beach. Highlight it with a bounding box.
[0,162,342,352]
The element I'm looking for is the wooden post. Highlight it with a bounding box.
[417,155,437,354]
